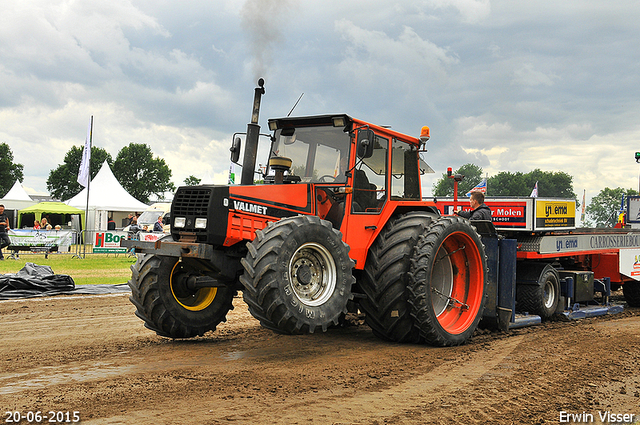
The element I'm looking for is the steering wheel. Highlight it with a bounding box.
[318,174,338,183]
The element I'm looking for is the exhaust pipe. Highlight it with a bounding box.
[240,78,265,185]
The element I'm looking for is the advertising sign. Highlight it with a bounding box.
[8,229,74,249]
[434,199,532,230]
[626,196,640,224]
[534,199,576,229]
[140,232,163,242]
[94,231,128,253]
[618,248,640,280]
[486,201,528,229]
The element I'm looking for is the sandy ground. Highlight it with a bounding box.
[1,292,639,425]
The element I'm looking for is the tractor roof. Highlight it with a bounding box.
[268,114,421,146]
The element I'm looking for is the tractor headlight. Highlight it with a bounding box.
[195,218,207,229]
[174,217,186,228]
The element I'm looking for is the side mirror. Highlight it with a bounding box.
[357,129,375,158]
[230,137,241,163]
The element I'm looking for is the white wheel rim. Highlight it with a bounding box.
[431,247,454,317]
[289,242,337,307]
[543,279,556,309]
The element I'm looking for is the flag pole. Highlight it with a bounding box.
[580,189,586,225]
[83,116,93,259]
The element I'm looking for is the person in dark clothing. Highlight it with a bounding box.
[153,215,164,232]
[0,204,11,260]
[456,192,492,221]
[129,216,142,233]
[107,216,116,230]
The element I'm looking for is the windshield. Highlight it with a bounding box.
[271,126,351,183]
[138,210,165,225]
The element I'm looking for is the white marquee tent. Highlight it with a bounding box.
[0,180,36,228]
[66,161,148,236]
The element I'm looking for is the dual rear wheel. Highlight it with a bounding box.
[359,213,488,346]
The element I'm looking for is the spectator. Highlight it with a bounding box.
[40,218,50,230]
[34,220,41,230]
[129,216,142,233]
[153,215,163,232]
[107,216,116,230]
[0,204,10,260]
[455,192,492,221]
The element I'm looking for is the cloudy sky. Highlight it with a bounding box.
[2,0,640,207]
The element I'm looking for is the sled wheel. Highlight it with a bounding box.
[623,281,640,307]
[516,263,560,320]
[408,216,487,346]
[240,215,355,334]
[128,254,236,338]
[359,211,437,343]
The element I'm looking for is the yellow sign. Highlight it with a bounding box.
[535,200,576,228]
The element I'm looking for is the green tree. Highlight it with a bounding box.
[183,175,201,186]
[113,143,176,203]
[585,187,637,227]
[47,146,112,200]
[488,169,576,199]
[0,143,25,197]
[432,163,484,197]
[486,171,528,196]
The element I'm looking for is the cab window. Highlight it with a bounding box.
[352,135,388,213]
[390,139,421,200]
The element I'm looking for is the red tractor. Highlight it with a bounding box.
[123,80,488,346]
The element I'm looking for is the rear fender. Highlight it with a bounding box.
[344,202,440,270]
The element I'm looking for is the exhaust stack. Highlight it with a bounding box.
[241,78,265,185]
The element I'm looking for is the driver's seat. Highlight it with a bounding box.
[352,169,376,211]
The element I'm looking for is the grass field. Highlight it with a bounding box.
[0,249,137,285]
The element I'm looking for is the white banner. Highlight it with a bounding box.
[77,118,92,187]
[8,229,75,248]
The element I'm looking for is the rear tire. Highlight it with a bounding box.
[623,281,640,307]
[359,211,437,343]
[516,263,560,320]
[128,254,236,338]
[408,216,487,346]
[240,215,355,334]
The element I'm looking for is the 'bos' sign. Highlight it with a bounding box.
[94,231,128,253]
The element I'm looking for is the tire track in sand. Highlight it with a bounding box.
[84,334,525,425]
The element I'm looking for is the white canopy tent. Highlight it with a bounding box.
[0,180,36,228]
[66,161,148,237]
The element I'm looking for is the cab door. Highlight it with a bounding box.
[342,132,389,268]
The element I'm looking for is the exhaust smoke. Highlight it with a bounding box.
[240,0,295,79]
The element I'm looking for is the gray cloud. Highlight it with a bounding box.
[0,0,639,207]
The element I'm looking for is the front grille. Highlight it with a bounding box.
[173,188,212,216]
[171,185,229,245]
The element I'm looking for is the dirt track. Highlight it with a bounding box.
[1,293,639,425]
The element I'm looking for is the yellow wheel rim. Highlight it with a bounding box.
[169,261,217,311]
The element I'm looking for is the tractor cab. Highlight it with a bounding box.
[267,115,430,201]
[264,114,434,262]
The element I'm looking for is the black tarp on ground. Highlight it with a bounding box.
[0,262,131,300]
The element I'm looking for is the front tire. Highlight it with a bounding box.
[128,255,236,338]
[408,216,487,346]
[240,215,355,334]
